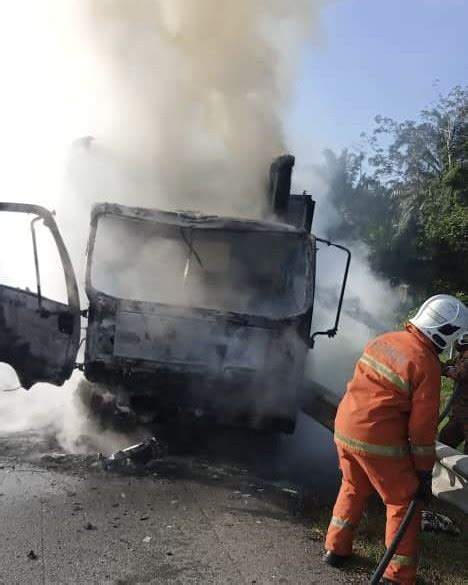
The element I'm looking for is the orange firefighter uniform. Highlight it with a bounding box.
[439,345,468,454]
[325,324,441,585]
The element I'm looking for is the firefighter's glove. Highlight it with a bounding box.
[416,471,433,504]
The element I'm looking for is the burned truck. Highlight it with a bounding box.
[0,155,349,433]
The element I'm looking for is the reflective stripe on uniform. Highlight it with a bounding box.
[330,516,355,532]
[391,554,417,566]
[335,431,410,458]
[360,352,412,394]
[410,443,435,456]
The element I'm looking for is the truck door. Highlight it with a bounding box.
[0,203,81,389]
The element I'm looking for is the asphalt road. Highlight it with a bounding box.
[0,430,363,585]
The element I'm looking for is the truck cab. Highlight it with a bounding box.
[0,155,349,433]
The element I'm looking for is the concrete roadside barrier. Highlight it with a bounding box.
[433,442,468,513]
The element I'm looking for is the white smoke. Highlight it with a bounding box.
[276,163,403,492]
[66,0,329,218]
[0,371,139,455]
[293,161,402,393]
[0,1,330,453]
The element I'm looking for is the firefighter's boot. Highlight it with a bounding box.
[322,550,350,567]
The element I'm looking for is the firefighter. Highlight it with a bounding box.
[439,333,468,453]
[323,294,468,585]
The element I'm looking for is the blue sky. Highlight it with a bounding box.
[288,0,468,161]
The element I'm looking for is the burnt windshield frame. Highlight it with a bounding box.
[85,204,315,319]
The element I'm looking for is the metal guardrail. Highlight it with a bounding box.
[303,382,468,514]
[433,442,468,513]
[301,381,340,432]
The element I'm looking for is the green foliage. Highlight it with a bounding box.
[439,375,456,429]
[318,86,468,299]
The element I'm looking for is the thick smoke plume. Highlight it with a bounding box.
[286,161,402,395]
[75,0,328,217]
[0,1,330,454]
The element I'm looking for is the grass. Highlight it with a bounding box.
[439,376,457,429]
[305,496,468,584]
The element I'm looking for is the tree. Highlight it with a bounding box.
[316,149,396,247]
[320,87,468,300]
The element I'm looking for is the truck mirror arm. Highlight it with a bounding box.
[309,238,351,348]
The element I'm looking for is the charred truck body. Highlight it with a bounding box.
[0,156,349,433]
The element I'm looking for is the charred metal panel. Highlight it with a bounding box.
[0,203,80,388]
[113,311,271,370]
[0,286,78,388]
[87,202,303,235]
[113,312,225,366]
[86,300,307,384]
[285,194,315,232]
[84,291,307,432]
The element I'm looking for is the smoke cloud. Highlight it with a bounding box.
[0,1,330,454]
[71,0,329,217]
[276,165,402,495]
[0,2,407,505]
[292,161,402,395]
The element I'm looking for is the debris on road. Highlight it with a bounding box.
[421,511,461,535]
[84,522,97,531]
[99,437,167,472]
[27,550,38,560]
[142,536,152,544]
[39,452,97,474]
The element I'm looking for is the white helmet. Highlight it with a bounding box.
[409,294,468,350]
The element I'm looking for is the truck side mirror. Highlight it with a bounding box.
[309,239,351,348]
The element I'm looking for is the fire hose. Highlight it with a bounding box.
[369,498,419,585]
[369,380,457,583]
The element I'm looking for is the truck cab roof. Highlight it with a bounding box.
[91,202,309,235]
